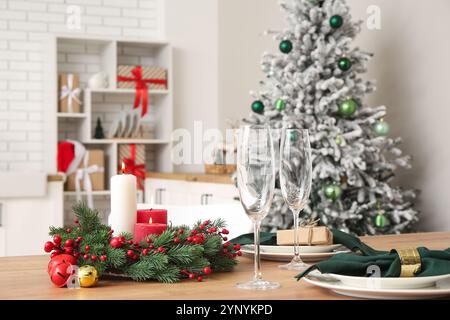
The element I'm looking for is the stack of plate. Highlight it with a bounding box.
[303,270,450,299]
[241,244,350,263]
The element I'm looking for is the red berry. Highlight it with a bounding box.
[233,244,241,250]
[187,236,193,242]
[76,237,82,242]
[223,249,228,253]
[66,228,72,233]
[224,242,231,247]
[223,237,228,241]
[134,241,139,246]
[85,245,90,252]
[50,252,59,258]
[149,245,154,249]
[91,255,97,261]
[100,255,107,262]
[142,249,149,256]
[197,276,203,282]
[119,236,126,243]
[207,228,213,234]
[64,247,73,254]
[221,228,229,235]
[128,240,133,245]
[188,273,196,279]
[237,251,242,256]
[174,237,180,244]
[83,254,89,260]
[65,239,74,247]
[198,225,205,230]
[157,247,165,253]
[211,227,217,232]
[74,219,79,224]
[53,249,61,255]
[53,235,62,244]
[191,230,197,235]
[44,241,54,253]
[203,220,210,226]
[203,266,212,275]
[180,269,188,274]
[133,254,138,260]
[74,252,80,258]
[178,228,184,234]
[110,237,122,248]
[146,238,152,243]
[127,250,134,257]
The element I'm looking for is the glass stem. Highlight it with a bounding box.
[292,209,302,263]
[253,220,262,281]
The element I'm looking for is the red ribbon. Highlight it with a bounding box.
[121,144,145,190]
[117,66,167,117]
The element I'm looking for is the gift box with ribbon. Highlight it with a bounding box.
[117,65,167,117]
[65,149,105,208]
[276,220,333,246]
[118,144,146,190]
[59,73,82,113]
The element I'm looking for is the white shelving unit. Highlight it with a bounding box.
[45,34,173,223]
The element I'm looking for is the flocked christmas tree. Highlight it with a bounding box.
[244,0,418,235]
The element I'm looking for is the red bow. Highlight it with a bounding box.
[120,144,145,190]
[117,66,167,117]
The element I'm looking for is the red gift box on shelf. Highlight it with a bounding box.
[118,144,146,190]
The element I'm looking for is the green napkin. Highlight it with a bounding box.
[230,229,450,279]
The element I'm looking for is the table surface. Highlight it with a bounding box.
[1,232,449,300]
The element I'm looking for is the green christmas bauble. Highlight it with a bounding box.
[374,120,390,136]
[279,40,293,54]
[339,99,357,117]
[375,214,388,228]
[330,15,344,29]
[324,184,342,201]
[338,57,352,71]
[275,99,286,111]
[289,131,298,142]
[251,100,265,114]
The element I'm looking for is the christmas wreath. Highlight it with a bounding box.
[44,203,240,285]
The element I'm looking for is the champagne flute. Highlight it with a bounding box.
[278,128,312,270]
[236,124,280,290]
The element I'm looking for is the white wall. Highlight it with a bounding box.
[0,0,163,172]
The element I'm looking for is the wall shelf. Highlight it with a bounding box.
[57,113,87,118]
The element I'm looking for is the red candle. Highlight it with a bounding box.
[137,209,167,224]
[134,221,167,243]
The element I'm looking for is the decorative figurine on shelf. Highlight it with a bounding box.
[94,117,105,139]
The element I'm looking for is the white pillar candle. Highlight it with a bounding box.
[109,174,137,235]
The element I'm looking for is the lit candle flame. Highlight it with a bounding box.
[149,217,153,224]
[121,162,125,173]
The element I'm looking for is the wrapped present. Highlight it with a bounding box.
[118,144,146,190]
[277,220,333,246]
[117,65,168,117]
[59,73,82,113]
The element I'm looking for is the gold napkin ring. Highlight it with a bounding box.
[396,248,421,277]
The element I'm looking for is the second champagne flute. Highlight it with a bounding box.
[278,128,312,270]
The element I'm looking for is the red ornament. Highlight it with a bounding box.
[100,255,107,262]
[173,237,180,244]
[91,255,97,261]
[110,237,122,248]
[197,276,203,282]
[85,245,90,252]
[44,241,54,253]
[188,273,196,279]
[203,266,212,275]
[53,235,62,245]
[64,247,73,255]
[157,247,165,253]
[66,228,72,233]
[48,254,76,276]
[127,250,134,257]
[65,239,74,247]
[49,261,72,287]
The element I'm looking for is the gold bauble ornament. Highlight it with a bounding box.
[78,265,99,288]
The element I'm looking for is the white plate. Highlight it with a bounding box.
[303,270,450,300]
[326,272,450,290]
[244,244,342,254]
[241,245,350,263]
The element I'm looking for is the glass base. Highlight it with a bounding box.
[236,279,280,291]
[278,259,310,271]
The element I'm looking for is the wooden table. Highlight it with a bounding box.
[0,232,449,300]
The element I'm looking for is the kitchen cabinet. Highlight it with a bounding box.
[0,181,63,257]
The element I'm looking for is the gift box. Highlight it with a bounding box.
[117,65,167,90]
[277,226,333,246]
[118,144,146,190]
[59,73,82,113]
[66,150,105,191]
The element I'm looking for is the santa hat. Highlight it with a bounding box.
[57,140,86,176]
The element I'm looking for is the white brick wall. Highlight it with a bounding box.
[0,0,163,172]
